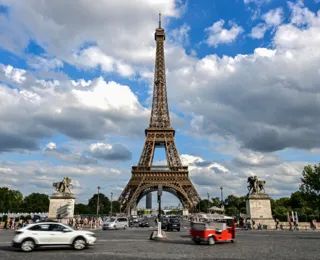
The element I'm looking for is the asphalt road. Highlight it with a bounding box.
[0,223,319,260]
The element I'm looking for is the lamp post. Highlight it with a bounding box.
[97,186,101,216]
[110,192,113,217]
[220,186,224,213]
[207,192,210,213]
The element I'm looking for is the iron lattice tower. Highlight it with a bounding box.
[118,14,200,214]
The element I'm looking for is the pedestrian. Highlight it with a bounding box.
[289,219,292,231]
[258,223,262,230]
[252,219,256,229]
[275,219,279,230]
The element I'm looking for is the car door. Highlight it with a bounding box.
[116,218,123,228]
[49,223,73,244]
[28,224,52,244]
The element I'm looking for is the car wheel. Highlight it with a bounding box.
[73,237,87,250]
[21,239,36,252]
[193,240,201,245]
[208,237,215,245]
[231,239,235,243]
[177,228,180,232]
[114,225,117,230]
[124,225,127,230]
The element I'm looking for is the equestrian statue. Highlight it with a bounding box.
[247,175,266,195]
[53,177,73,194]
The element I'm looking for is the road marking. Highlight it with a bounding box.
[97,239,149,242]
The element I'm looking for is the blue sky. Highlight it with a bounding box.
[0,0,320,208]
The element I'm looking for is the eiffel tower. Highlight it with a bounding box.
[118,14,200,214]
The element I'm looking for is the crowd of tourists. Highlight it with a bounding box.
[1,217,31,230]
[67,216,105,229]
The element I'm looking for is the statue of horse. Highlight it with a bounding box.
[53,177,73,193]
[257,180,266,193]
[247,176,266,195]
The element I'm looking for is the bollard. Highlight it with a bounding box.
[156,221,163,238]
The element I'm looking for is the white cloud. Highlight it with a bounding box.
[28,56,64,71]
[0,160,129,202]
[89,143,132,161]
[1,65,26,83]
[263,7,283,27]
[44,142,98,165]
[180,152,308,198]
[45,142,56,150]
[0,69,150,152]
[0,0,182,76]
[250,23,268,39]
[289,0,317,26]
[205,20,244,47]
[169,23,191,45]
[72,46,135,77]
[71,79,92,88]
[163,5,320,152]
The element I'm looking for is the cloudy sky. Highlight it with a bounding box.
[0,0,320,208]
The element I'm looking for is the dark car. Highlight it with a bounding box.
[161,218,168,229]
[166,218,180,231]
[139,221,149,227]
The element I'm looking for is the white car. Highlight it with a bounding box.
[103,217,129,230]
[12,222,97,252]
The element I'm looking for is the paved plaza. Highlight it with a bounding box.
[0,221,319,260]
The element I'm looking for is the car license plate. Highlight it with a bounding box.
[173,225,177,226]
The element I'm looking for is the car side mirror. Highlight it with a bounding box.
[63,228,71,232]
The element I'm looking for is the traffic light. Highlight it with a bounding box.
[157,194,161,203]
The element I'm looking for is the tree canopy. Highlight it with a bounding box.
[300,164,320,205]
[0,187,23,212]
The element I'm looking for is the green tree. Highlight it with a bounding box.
[225,206,238,216]
[211,197,221,207]
[88,193,110,214]
[111,200,120,214]
[196,199,212,212]
[300,164,320,206]
[224,195,246,214]
[290,191,308,209]
[0,187,23,212]
[74,203,90,215]
[22,193,49,212]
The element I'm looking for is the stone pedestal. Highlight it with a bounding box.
[48,192,75,223]
[182,209,189,216]
[246,194,275,229]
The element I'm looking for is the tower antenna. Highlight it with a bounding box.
[159,12,161,28]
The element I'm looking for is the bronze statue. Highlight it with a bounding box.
[53,177,73,193]
[247,176,266,195]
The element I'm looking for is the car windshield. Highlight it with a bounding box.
[109,218,116,222]
[169,219,179,223]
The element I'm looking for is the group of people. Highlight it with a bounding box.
[67,216,108,229]
[1,217,32,230]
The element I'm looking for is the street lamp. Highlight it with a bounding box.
[97,186,101,216]
[110,192,113,217]
[220,186,224,213]
[207,192,210,213]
